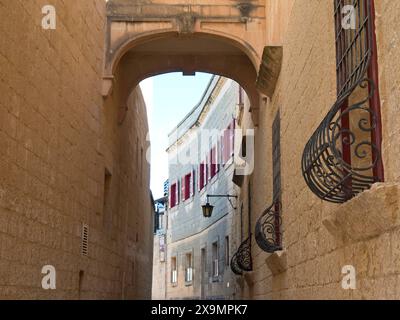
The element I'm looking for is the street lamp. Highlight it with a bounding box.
[202,202,214,218]
[202,194,237,218]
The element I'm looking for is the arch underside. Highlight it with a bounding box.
[109,34,261,114]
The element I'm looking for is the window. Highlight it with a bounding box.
[169,181,179,208]
[334,0,383,181]
[210,146,218,178]
[254,113,283,254]
[182,172,194,201]
[171,257,177,284]
[103,168,112,228]
[159,236,165,262]
[272,112,282,247]
[212,242,219,278]
[158,213,163,231]
[199,162,206,191]
[225,236,230,267]
[185,253,193,283]
[222,120,235,165]
[301,0,383,203]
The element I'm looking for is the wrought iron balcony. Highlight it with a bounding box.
[230,252,243,276]
[301,80,380,203]
[302,0,383,203]
[255,201,282,253]
[230,237,253,275]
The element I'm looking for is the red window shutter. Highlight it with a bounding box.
[210,146,217,178]
[184,174,190,200]
[188,174,191,198]
[170,183,177,208]
[169,184,174,208]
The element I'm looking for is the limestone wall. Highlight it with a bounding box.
[0,0,153,299]
[240,0,400,300]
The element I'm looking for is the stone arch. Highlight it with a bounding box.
[106,30,260,76]
[103,0,267,124]
[103,32,261,122]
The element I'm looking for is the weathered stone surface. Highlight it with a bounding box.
[265,250,287,276]
[323,183,400,242]
[256,46,283,98]
[0,0,153,299]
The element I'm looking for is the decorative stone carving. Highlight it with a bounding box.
[176,13,197,34]
[237,2,254,19]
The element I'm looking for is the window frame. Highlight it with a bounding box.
[334,0,384,183]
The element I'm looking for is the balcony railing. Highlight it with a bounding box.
[301,81,380,203]
[230,237,253,275]
[230,252,243,275]
[255,201,282,253]
[301,0,383,203]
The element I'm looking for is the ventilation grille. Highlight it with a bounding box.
[81,223,89,256]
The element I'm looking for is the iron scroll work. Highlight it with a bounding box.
[255,200,282,253]
[230,237,253,275]
[301,0,382,203]
[301,81,379,203]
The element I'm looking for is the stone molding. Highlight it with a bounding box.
[256,46,283,98]
[322,183,400,242]
[265,250,287,275]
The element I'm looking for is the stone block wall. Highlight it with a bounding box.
[0,0,153,299]
[240,0,400,300]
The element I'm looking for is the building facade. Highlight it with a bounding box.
[152,196,168,300]
[231,0,400,300]
[155,76,245,300]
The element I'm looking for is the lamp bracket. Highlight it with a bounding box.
[206,194,238,210]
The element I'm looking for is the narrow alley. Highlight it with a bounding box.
[0,0,400,303]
